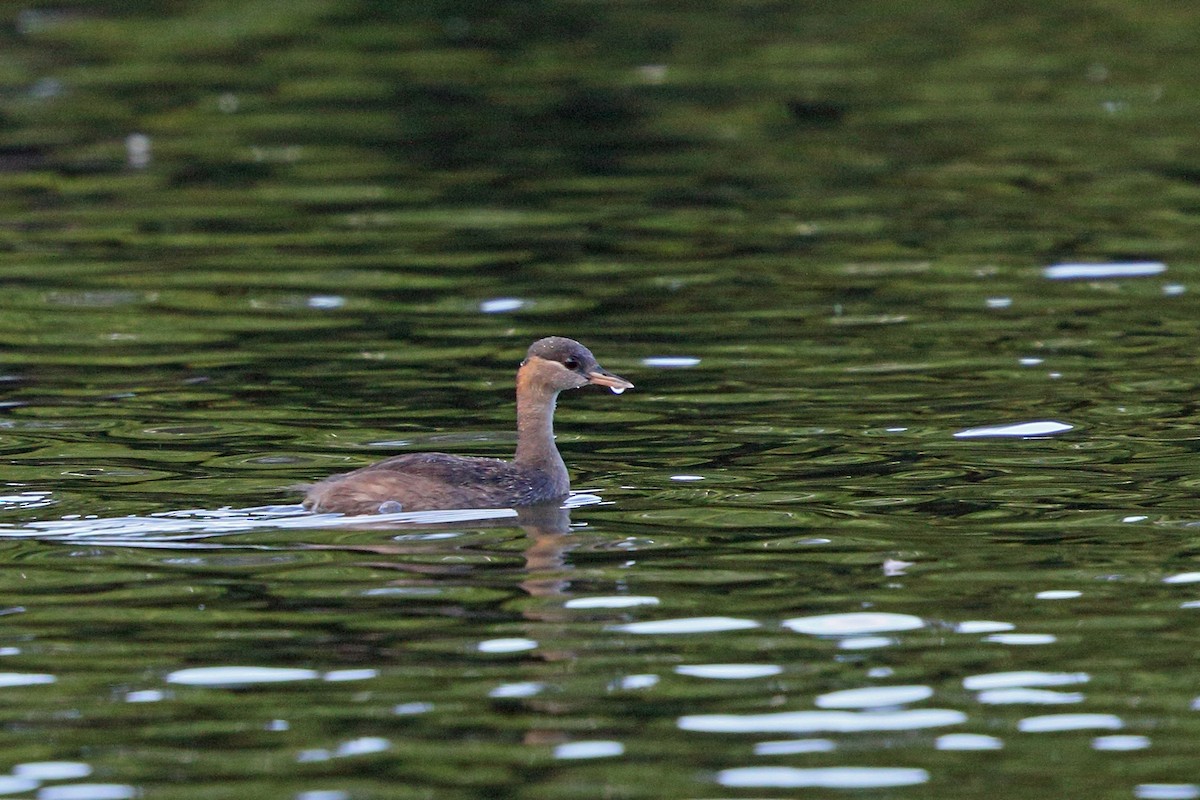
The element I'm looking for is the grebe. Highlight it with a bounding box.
[303,337,633,514]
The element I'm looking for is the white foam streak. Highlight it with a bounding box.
[0,494,603,548]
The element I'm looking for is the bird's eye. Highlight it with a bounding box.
[563,357,580,370]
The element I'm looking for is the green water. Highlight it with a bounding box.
[1,2,1200,798]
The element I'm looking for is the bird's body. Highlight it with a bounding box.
[303,337,632,515]
[304,452,564,514]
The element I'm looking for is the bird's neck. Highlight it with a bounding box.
[514,372,568,491]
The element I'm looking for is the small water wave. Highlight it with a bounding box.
[0,493,603,547]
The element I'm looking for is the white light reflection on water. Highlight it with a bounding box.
[717,766,929,789]
[954,620,1015,634]
[782,612,924,636]
[296,791,350,800]
[0,673,55,687]
[297,737,391,763]
[1094,735,1150,751]
[675,664,782,680]
[479,297,526,313]
[13,763,92,781]
[641,356,701,368]
[334,737,390,757]
[611,674,659,691]
[306,295,345,310]
[0,491,53,509]
[1136,785,1200,800]
[678,708,966,733]
[936,733,1004,750]
[38,786,138,800]
[754,738,836,755]
[323,669,377,682]
[838,636,893,650]
[553,741,625,759]
[976,688,1084,705]
[814,685,933,708]
[953,421,1073,438]
[564,595,659,609]
[964,671,1090,690]
[1043,261,1166,280]
[488,682,544,699]
[1018,713,1123,732]
[610,617,760,634]
[1036,590,1082,600]
[477,638,537,653]
[0,776,40,795]
[985,633,1057,645]
[166,667,320,687]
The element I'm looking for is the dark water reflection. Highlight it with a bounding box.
[3,2,1200,799]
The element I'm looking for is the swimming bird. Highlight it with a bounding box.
[303,337,632,514]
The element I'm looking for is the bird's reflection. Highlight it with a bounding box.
[513,504,572,599]
[300,502,576,599]
[297,502,597,753]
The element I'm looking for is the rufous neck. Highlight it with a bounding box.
[513,368,567,485]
